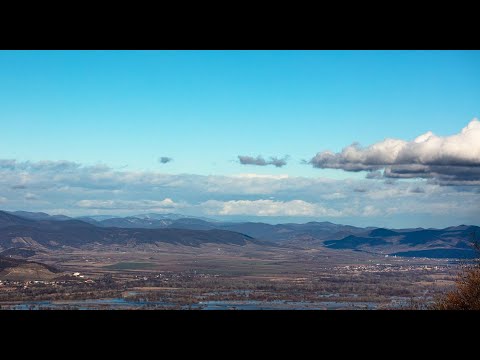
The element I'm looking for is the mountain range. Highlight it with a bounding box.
[1,210,479,258]
[0,211,257,249]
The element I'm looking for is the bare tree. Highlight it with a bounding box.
[433,231,480,310]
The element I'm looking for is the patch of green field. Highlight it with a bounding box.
[104,262,158,270]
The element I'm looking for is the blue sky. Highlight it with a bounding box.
[0,50,479,227]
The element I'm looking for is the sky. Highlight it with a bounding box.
[0,50,479,227]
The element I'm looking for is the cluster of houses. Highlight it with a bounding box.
[328,264,451,274]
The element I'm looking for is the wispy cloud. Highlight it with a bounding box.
[11,184,27,190]
[159,157,173,164]
[409,186,425,194]
[76,198,179,210]
[0,159,82,172]
[24,193,38,201]
[238,155,289,168]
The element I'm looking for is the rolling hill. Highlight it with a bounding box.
[0,211,260,250]
[0,255,61,281]
[324,226,480,258]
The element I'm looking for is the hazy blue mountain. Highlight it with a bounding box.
[215,221,370,243]
[75,213,219,228]
[76,215,117,221]
[324,225,480,258]
[97,216,175,228]
[0,211,36,228]
[0,211,259,249]
[8,211,71,221]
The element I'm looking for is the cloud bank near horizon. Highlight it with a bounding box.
[0,157,478,227]
[309,119,480,185]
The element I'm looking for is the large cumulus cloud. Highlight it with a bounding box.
[310,118,480,185]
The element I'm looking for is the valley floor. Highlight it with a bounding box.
[0,243,461,310]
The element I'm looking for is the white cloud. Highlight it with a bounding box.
[310,118,480,184]
[321,192,347,200]
[362,205,380,217]
[24,193,38,201]
[76,198,181,210]
[201,199,342,217]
